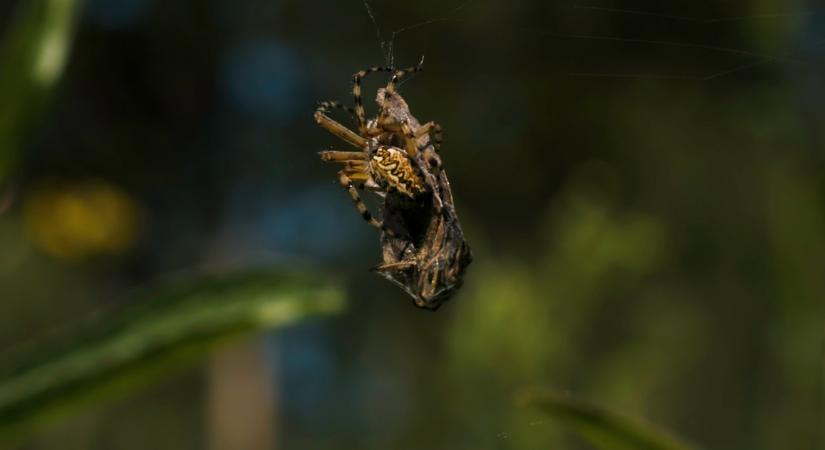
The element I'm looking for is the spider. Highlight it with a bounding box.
[314,60,443,236]
[315,61,471,309]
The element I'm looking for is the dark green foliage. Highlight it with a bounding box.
[519,388,697,450]
[0,269,344,445]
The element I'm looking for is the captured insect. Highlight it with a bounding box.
[315,60,472,310]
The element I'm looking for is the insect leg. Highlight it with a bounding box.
[398,120,419,157]
[372,261,417,272]
[414,121,443,151]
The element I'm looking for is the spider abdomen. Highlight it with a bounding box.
[370,146,426,198]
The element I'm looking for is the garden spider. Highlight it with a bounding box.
[315,61,471,310]
[314,60,444,236]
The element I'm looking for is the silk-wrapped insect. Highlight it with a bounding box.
[315,62,472,310]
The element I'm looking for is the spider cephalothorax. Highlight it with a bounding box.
[315,62,471,310]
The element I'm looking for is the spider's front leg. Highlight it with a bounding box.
[375,116,421,158]
[319,150,366,162]
[314,102,366,149]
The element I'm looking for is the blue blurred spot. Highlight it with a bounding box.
[227,182,369,259]
[86,0,151,29]
[799,12,825,56]
[219,40,303,119]
[267,323,337,421]
[260,190,362,256]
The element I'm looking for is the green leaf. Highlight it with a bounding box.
[517,388,700,450]
[0,0,83,183]
[0,268,345,444]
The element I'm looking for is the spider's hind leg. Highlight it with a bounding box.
[338,171,399,237]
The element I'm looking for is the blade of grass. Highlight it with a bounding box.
[517,388,700,450]
[0,268,345,444]
[0,0,83,184]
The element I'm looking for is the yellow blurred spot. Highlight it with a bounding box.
[22,180,141,261]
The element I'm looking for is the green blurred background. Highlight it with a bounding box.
[1,0,824,449]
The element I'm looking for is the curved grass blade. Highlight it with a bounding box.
[0,268,344,444]
[0,0,83,184]
[517,388,699,450]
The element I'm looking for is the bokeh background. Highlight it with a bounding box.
[1,0,825,449]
